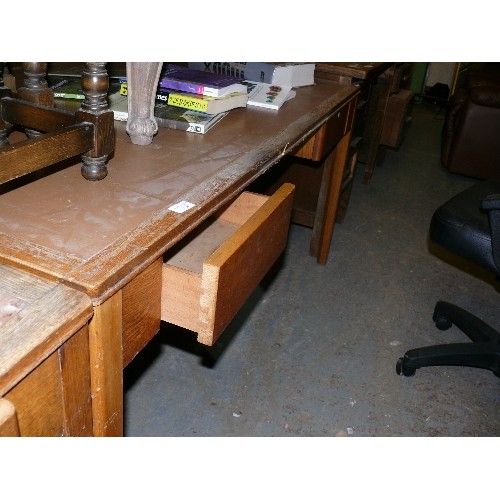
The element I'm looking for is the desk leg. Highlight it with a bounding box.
[88,292,123,436]
[360,71,392,184]
[310,129,352,265]
[126,62,163,146]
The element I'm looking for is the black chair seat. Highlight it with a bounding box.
[397,179,500,378]
[430,180,500,275]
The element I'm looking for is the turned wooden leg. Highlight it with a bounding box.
[76,63,115,181]
[16,63,54,139]
[126,62,162,145]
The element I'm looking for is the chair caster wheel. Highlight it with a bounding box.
[434,315,452,330]
[396,357,416,377]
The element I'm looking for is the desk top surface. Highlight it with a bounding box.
[0,82,357,303]
[315,62,392,81]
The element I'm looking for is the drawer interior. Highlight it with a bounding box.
[161,183,294,345]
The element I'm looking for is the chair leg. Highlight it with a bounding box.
[396,301,500,377]
[432,301,500,343]
[397,342,500,377]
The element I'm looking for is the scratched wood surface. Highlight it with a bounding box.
[0,82,356,304]
[0,262,93,396]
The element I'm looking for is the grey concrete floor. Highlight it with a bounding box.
[124,102,500,437]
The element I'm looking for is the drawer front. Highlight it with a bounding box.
[161,183,295,345]
[3,326,92,437]
[294,101,352,161]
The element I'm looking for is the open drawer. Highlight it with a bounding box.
[161,183,295,346]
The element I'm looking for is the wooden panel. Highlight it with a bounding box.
[161,266,203,334]
[294,102,350,161]
[315,62,392,82]
[201,183,294,344]
[0,398,20,437]
[0,262,93,436]
[380,89,414,148]
[3,328,92,437]
[59,326,92,436]
[0,124,95,185]
[122,258,162,367]
[162,184,295,345]
[0,264,93,397]
[1,97,78,131]
[6,351,64,436]
[88,293,123,437]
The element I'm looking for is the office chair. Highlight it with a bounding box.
[396,179,500,377]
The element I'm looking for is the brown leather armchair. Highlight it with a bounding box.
[441,72,500,179]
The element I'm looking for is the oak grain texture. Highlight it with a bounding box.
[0,262,93,436]
[122,257,162,367]
[0,398,19,436]
[0,80,358,435]
[161,183,294,345]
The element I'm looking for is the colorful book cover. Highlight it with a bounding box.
[159,64,247,97]
[155,88,247,114]
[154,103,228,134]
[108,92,228,134]
[48,76,85,99]
[48,75,123,100]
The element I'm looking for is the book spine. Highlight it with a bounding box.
[188,62,276,84]
[155,115,205,134]
[53,91,85,99]
[159,77,205,96]
[112,111,128,121]
[156,89,209,113]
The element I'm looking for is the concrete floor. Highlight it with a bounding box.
[124,102,500,437]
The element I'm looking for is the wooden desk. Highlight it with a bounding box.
[0,81,357,435]
[0,263,93,436]
[315,62,395,183]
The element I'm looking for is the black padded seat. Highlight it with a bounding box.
[397,179,500,377]
[430,180,500,275]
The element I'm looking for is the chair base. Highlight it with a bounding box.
[396,301,500,377]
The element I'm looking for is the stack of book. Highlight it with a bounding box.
[155,64,248,115]
[108,92,229,134]
[109,63,250,134]
[188,62,316,88]
[107,63,301,133]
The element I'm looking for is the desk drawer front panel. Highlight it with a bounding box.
[161,183,294,346]
[3,326,92,437]
[295,102,351,161]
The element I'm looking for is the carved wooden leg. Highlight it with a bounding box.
[126,62,162,145]
[75,63,115,181]
[16,63,54,139]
